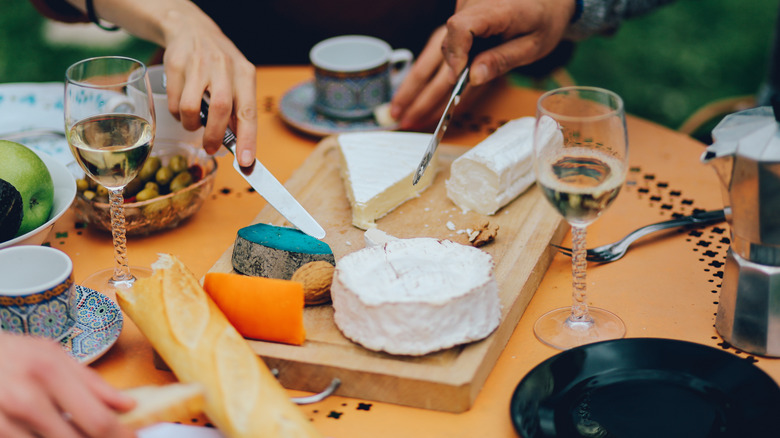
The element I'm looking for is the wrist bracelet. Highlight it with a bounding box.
[571,0,584,23]
[85,0,120,31]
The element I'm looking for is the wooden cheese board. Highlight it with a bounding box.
[207,136,567,412]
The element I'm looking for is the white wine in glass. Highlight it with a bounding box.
[533,86,628,350]
[65,56,155,295]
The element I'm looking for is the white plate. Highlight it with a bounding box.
[60,285,123,364]
[279,80,398,138]
[139,423,224,438]
[0,83,74,166]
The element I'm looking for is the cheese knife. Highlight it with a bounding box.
[199,99,326,239]
[412,37,500,185]
[412,67,470,185]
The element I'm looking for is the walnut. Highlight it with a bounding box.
[469,220,499,247]
[291,261,335,306]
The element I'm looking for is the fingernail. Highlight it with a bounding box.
[240,150,254,166]
[473,64,489,86]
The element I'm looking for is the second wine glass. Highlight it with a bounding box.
[64,56,155,294]
[533,86,628,350]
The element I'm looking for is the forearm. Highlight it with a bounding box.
[62,0,218,48]
[565,0,677,40]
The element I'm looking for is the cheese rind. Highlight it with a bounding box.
[232,223,334,279]
[337,132,438,229]
[445,117,536,215]
[363,228,398,248]
[331,238,501,356]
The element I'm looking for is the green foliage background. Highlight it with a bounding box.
[1,0,777,133]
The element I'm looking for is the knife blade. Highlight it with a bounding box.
[412,67,470,185]
[199,99,326,239]
[412,36,501,185]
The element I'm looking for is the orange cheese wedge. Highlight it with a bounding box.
[203,272,306,346]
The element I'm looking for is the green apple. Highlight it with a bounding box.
[0,140,54,236]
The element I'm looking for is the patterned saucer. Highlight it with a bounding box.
[279,80,398,138]
[60,285,123,364]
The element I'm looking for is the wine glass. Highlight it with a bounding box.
[533,86,628,350]
[64,56,155,294]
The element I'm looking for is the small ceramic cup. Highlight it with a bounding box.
[123,64,204,145]
[309,35,413,120]
[0,246,77,341]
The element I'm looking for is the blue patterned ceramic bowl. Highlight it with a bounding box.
[0,246,77,340]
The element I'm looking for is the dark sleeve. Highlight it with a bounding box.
[29,0,89,23]
[565,0,678,40]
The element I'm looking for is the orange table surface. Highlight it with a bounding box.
[45,66,780,437]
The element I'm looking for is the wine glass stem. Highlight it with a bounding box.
[569,224,592,325]
[108,188,133,285]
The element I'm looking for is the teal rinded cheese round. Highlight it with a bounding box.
[231,223,335,279]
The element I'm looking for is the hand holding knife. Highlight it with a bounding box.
[412,37,502,185]
[199,98,326,239]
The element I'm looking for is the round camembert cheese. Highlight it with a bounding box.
[331,237,501,356]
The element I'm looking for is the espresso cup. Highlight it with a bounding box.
[309,35,413,120]
[0,246,77,341]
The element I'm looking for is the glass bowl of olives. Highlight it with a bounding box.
[71,140,217,235]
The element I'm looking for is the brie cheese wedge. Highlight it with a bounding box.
[445,117,537,215]
[331,237,500,356]
[337,132,438,230]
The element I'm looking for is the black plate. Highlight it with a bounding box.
[510,338,780,438]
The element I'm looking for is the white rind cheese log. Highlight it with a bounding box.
[116,254,321,438]
[445,117,536,215]
[232,223,335,279]
[337,131,438,230]
[331,238,501,356]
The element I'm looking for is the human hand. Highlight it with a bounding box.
[442,0,576,86]
[159,3,257,166]
[0,333,135,438]
[60,0,257,166]
[390,26,489,131]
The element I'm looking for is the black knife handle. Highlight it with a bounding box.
[198,98,209,128]
[199,97,237,147]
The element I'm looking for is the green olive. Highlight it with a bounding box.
[169,155,188,174]
[169,171,193,193]
[82,190,96,200]
[142,197,171,221]
[135,187,159,202]
[95,185,109,198]
[144,181,160,192]
[155,166,174,186]
[172,188,195,210]
[138,156,162,182]
[76,178,89,193]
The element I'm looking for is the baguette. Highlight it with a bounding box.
[119,383,205,430]
[116,254,321,438]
